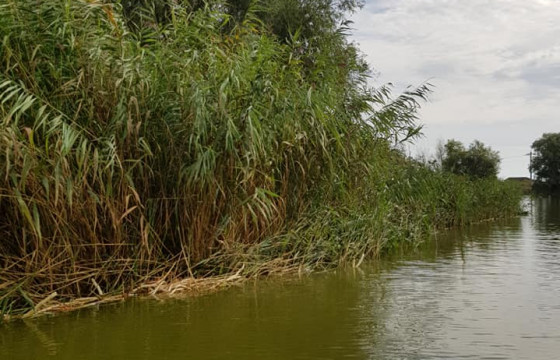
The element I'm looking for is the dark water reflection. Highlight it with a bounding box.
[2,197,560,359]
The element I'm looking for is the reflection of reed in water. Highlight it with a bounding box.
[23,320,59,356]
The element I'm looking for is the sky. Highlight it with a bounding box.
[350,0,560,178]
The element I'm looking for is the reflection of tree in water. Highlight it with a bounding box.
[530,197,560,278]
[532,197,560,233]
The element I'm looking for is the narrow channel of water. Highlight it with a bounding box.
[2,197,560,359]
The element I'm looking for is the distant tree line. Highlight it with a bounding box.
[428,132,560,196]
[431,139,500,179]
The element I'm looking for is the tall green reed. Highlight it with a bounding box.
[0,0,518,315]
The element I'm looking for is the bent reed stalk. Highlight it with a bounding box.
[0,0,521,318]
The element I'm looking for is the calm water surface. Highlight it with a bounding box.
[2,197,560,359]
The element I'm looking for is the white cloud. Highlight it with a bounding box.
[351,0,560,177]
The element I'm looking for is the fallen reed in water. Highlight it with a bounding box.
[0,0,521,318]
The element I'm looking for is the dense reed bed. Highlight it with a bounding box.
[0,0,521,318]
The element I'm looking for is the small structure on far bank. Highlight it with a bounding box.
[506,177,534,194]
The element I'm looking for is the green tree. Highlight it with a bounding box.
[441,139,500,179]
[530,133,560,194]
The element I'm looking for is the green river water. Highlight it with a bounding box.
[2,197,560,359]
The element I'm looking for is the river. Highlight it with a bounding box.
[2,197,560,359]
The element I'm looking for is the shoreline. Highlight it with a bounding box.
[2,214,525,322]
[1,257,306,322]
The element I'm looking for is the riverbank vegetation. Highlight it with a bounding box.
[0,0,521,318]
